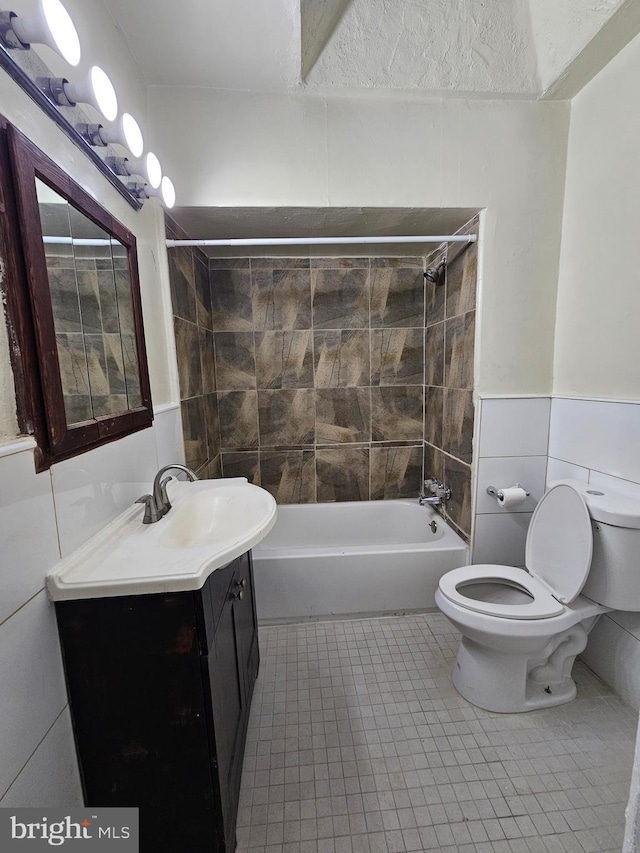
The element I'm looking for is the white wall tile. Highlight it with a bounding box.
[51,427,160,558]
[549,397,640,483]
[0,592,68,797]
[0,449,60,623]
[546,456,589,486]
[478,398,551,458]
[475,456,546,514]
[153,405,185,468]
[472,512,532,566]
[0,708,82,807]
[582,615,640,712]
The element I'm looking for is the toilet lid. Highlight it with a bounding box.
[526,484,593,604]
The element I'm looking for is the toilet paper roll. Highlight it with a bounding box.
[497,487,528,508]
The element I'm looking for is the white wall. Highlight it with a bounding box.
[554,30,640,401]
[148,88,570,397]
[0,3,182,806]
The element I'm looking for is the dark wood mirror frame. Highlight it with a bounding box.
[0,116,153,471]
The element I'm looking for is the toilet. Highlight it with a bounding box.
[435,479,640,713]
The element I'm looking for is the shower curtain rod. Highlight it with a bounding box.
[165,234,477,248]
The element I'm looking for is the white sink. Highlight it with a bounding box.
[47,478,277,600]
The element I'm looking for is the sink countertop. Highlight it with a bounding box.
[46,478,277,601]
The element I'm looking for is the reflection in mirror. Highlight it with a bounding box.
[36,179,142,425]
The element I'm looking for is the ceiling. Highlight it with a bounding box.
[102,0,638,99]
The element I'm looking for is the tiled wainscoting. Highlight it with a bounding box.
[238,613,635,853]
[472,394,640,712]
[166,220,479,543]
[0,405,185,807]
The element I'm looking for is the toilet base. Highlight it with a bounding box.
[452,624,588,713]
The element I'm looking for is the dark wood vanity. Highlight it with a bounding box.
[55,550,259,853]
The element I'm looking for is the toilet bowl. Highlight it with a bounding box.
[436,480,640,713]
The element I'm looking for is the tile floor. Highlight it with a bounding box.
[237,613,637,853]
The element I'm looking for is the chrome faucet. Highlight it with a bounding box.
[419,478,451,507]
[135,464,198,524]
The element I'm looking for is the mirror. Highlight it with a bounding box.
[37,180,142,424]
[3,122,152,469]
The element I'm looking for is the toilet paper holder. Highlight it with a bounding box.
[486,484,531,501]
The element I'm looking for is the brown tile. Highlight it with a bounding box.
[91,395,128,417]
[213,332,256,391]
[310,257,369,268]
[84,334,110,397]
[114,268,135,335]
[370,328,423,386]
[251,258,310,269]
[371,387,423,442]
[370,445,422,500]
[181,397,207,470]
[210,268,253,331]
[371,257,423,268]
[104,333,126,395]
[204,392,220,459]
[253,269,312,330]
[209,455,222,479]
[121,334,141,407]
[195,256,212,330]
[425,250,446,327]
[217,391,259,450]
[56,333,90,404]
[444,456,472,537]
[47,268,82,334]
[174,317,202,399]
[209,258,250,269]
[445,311,475,390]
[260,450,315,504]
[200,328,216,394]
[255,331,314,389]
[314,330,370,388]
[316,447,370,502]
[446,241,477,318]
[221,451,260,485]
[370,268,424,328]
[423,443,445,489]
[168,247,196,323]
[315,388,371,444]
[425,322,445,387]
[97,269,120,334]
[312,269,369,329]
[443,388,474,465]
[424,386,443,448]
[258,389,315,447]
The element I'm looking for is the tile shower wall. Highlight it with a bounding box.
[209,257,426,504]
[423,230,478,543]
[167,222,221,479]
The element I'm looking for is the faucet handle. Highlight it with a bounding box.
[135,494,162,524]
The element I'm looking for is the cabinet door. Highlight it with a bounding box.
[206,583,244,847]
[233,551,260,705]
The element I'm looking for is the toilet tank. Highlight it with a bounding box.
[550,479,640,611]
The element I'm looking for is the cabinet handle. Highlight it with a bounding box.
[240,578,247,588]
[235,589,245,601]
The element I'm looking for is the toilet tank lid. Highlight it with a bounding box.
[549,479,640,528]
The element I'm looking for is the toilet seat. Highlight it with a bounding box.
[438,565,565,619]
[438,484,594,620]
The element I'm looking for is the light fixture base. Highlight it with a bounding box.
[37,76,74,108]
[0,11,27,49]
[76,123,105,147]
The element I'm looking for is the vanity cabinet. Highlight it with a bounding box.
[55,550,259,853]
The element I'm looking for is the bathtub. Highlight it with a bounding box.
[252,499,469,621]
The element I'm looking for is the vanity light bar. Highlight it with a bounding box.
[165,235,477,248]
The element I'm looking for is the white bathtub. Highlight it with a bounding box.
[252,499,469,621]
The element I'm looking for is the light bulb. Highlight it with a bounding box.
[88,66,117,122]
[99,113,143,157]
[6,0,80,65]
[161,176,176,208]
[145,152,162,188]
